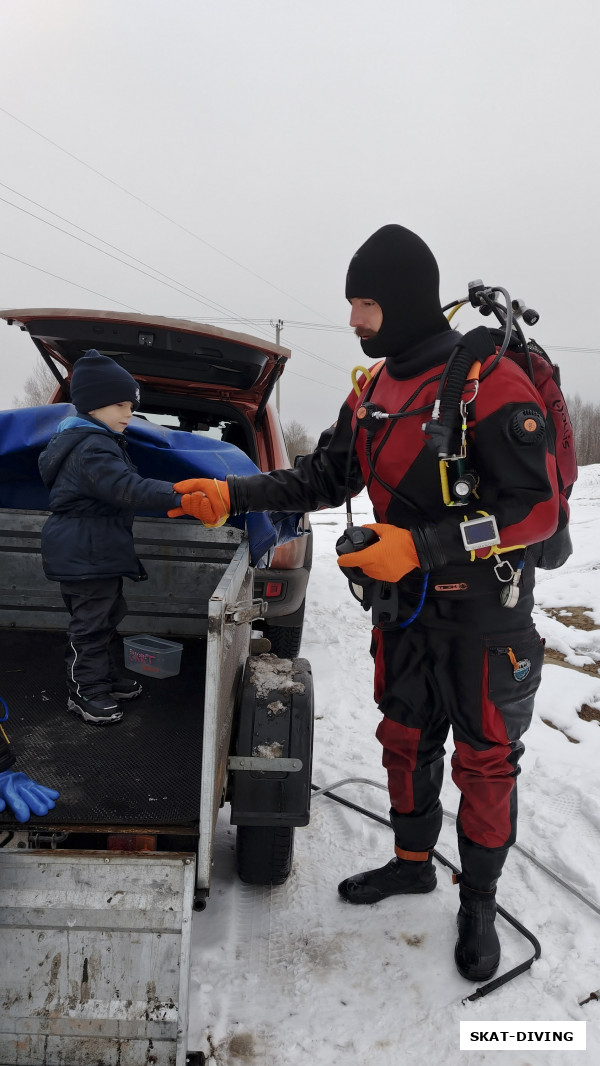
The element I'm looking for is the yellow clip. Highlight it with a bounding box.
[0,723,10,745]
[201,480,229,528]
[478,544,526,560]
[463,512,476,561]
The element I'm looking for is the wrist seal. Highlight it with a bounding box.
[226,475,246,516]
[410,524,446,571]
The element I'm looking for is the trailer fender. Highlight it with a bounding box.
[229,654,314,827]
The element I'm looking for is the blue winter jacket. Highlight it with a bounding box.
[38,415,181,582]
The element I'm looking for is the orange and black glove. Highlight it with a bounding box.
[337,524,420,583]
[168,478,231,527]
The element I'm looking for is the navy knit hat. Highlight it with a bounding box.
[70,350,141,413]
[345,224,450,358]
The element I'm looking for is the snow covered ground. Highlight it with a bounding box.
[189,468,600,1065]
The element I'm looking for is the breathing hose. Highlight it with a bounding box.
[311,778,547,1002]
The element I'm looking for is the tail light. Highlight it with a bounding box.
[270,536,308,569]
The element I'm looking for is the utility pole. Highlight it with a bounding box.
[270,318,284,413]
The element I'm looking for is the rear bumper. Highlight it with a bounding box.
[253,564,310,622]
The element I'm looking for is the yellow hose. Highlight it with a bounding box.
[439,460,452,505]
[446,301,468,322]
[351,365,373,396]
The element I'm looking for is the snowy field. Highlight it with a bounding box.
[189,468,600,1065]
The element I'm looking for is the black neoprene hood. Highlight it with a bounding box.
[345,224,451,358]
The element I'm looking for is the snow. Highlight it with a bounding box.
[189,469,600,1065]
[248,653,306,700]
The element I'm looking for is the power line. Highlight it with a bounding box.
[0,189,350,376]
[0,105,341,327]
[187,316,351,333]
[0,193,251,323]
[544,345,600,355]
[0,253,347,396]
[5,195,591,379]
[286,368,346,393]
[0,251,141,311]
[0,179,221,308]
[280,321,352,332]
[5,111,596,382]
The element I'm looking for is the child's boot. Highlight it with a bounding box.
[67,691,123,725]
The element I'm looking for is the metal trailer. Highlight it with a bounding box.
[0,511,314,1065]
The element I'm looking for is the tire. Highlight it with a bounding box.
[236,824,295,886]
[263,623,303,658]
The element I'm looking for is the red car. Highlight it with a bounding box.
[1,308,312,656]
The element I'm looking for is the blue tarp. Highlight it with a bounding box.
[0,405,300,565]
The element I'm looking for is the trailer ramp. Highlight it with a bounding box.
[0,849,195,1066]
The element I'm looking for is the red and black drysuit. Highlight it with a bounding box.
[228,326,559,890]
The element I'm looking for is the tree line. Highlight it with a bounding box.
[565,395,600,467]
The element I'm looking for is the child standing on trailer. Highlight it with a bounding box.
[38,350,183,726]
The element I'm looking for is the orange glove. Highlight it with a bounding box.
[337,524,420,582]
[168,478,230,527]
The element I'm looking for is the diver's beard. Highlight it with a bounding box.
[354,327,378,340]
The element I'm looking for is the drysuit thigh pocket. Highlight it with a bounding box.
[485,625,545,741]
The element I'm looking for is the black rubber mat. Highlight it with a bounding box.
[0,629,206,831]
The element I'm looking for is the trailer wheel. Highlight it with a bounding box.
[236,824,294,886]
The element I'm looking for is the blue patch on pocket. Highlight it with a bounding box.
[513,658,531,682]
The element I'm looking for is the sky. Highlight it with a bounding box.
[1,0,600,437]
[189,471,600,1064]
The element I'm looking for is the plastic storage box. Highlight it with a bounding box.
[123,634,183,678]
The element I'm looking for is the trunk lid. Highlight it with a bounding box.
[0,308,291,406]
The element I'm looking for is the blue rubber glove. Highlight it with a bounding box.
[0,770,60,824]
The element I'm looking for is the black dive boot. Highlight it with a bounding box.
[338,851,436,905]
[454,883,500,981]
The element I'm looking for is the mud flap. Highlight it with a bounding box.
[229,655,314,827]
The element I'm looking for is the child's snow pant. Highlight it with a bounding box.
[61,577,127,698]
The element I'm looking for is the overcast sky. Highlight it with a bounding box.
[1,0,599,437]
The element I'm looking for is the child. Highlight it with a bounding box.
[38,350,183,726]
